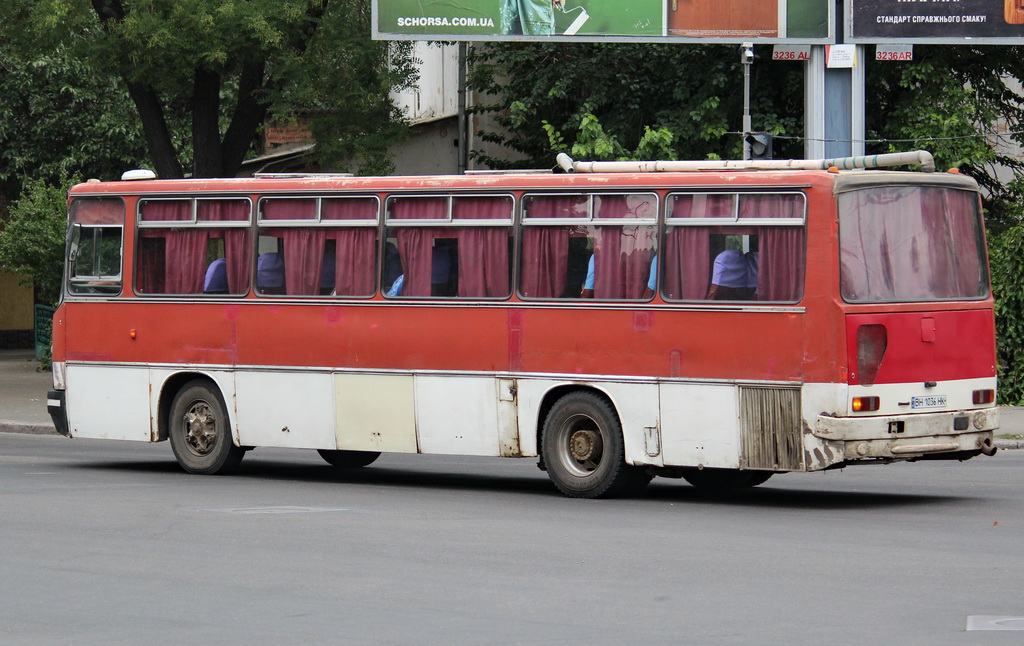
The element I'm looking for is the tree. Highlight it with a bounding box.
[0,46,149,202]
[1,0,416,179]
[467,43,803,169]
[864,45,1024,232]
[467,43,1024,210]
[0,176,73,306]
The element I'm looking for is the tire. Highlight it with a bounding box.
[541,391,652,498]
[681,468,773,490]
[168,380,244,475]
[317,449,380,468]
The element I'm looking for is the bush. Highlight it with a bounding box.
[0,176,74,306]
[990,225,1024,404]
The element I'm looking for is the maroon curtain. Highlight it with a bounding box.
[453,196,512,297]
[392,198,447,297]
[663,196,710,300]
[923,188,983,299]
[328,229,377,296]
[948,192,984,297]
[262,198,317,220]
[592,195,656,299]
[520,196,581,298]
[278,228,327,295]
[739,194,804,302]
[164,230,208,294]
[138,201,205,294]
[663,228,710,300]
[322,197,380,296]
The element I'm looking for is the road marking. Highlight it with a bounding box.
[966,616,1024,631]
[194,506,351,515]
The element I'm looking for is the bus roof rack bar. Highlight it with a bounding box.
[556,150,936,174]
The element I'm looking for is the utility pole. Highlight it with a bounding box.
[741,42,753,160]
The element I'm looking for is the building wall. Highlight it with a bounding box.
[0,272,34,348]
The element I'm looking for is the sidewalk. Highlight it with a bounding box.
[0,348,1022,447]
[0,349,54,434]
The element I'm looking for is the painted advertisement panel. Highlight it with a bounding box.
[373,0,831,43]
[849,0,1024,43]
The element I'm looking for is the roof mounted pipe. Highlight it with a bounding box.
[557,150,936,174]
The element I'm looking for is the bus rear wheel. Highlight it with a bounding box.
[169,380,244,475]
[541,392,651,498]
[681,468,773,490]
[317,449,380,468]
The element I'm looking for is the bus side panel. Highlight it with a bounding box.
[65,364,152,441]
[234,371,336,450]
[659,383,741,469]
[334,373,418,453]
[414,375,512,457]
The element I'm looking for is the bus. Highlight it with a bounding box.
[47,151,999,498]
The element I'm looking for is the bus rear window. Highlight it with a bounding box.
[839,186,988,303]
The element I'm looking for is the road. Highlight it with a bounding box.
[1,433,1021,645]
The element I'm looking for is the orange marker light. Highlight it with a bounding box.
[129,329,137,340]
[852,396,880,412]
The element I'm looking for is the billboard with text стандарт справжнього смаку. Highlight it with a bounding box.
[849,0,1024,43]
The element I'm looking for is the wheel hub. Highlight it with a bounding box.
[569,429,602,463]
[183,403,217,455]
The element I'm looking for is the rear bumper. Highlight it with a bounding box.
[813,408,997,460]
[47,390,70,437]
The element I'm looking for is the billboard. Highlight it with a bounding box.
[373,0,832,43]
[848,0,1024,43]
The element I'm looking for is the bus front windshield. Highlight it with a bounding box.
[838,185,988,303]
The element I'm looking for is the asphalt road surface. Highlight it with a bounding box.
[2,433,1022,645]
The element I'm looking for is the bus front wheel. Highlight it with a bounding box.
[541,392,651,498]
[317,449,380,468]
[169,380,244,475]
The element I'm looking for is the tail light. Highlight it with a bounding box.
[852,396,880,412]
[856,324,887,386]
[972,389,995,405]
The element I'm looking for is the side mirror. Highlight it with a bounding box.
[68,223,81,265]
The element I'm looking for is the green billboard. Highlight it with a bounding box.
[373,0,832,43]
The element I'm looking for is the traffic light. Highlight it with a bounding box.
[745,132,773,160]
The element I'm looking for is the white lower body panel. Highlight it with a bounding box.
[61,363,997,472]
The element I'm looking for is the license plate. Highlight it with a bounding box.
[911,395,947,409]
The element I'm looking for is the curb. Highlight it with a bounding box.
[0,421,56,435]
[995,439,1023,450]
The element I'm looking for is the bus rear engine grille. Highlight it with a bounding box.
[739,386,804,471]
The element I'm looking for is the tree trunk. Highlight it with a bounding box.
[220,60,270,178]
[192,68,223,177]
[124,81,184,179]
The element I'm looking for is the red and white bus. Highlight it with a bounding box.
[47,151,999,498]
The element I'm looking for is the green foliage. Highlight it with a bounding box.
[864,45,1024,231]
[0,46,150,201]
[990,225,1024,404]
[0,176,74,306]
[543,109,675,161]
[467,42,802,168]
[0,0,415,178]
